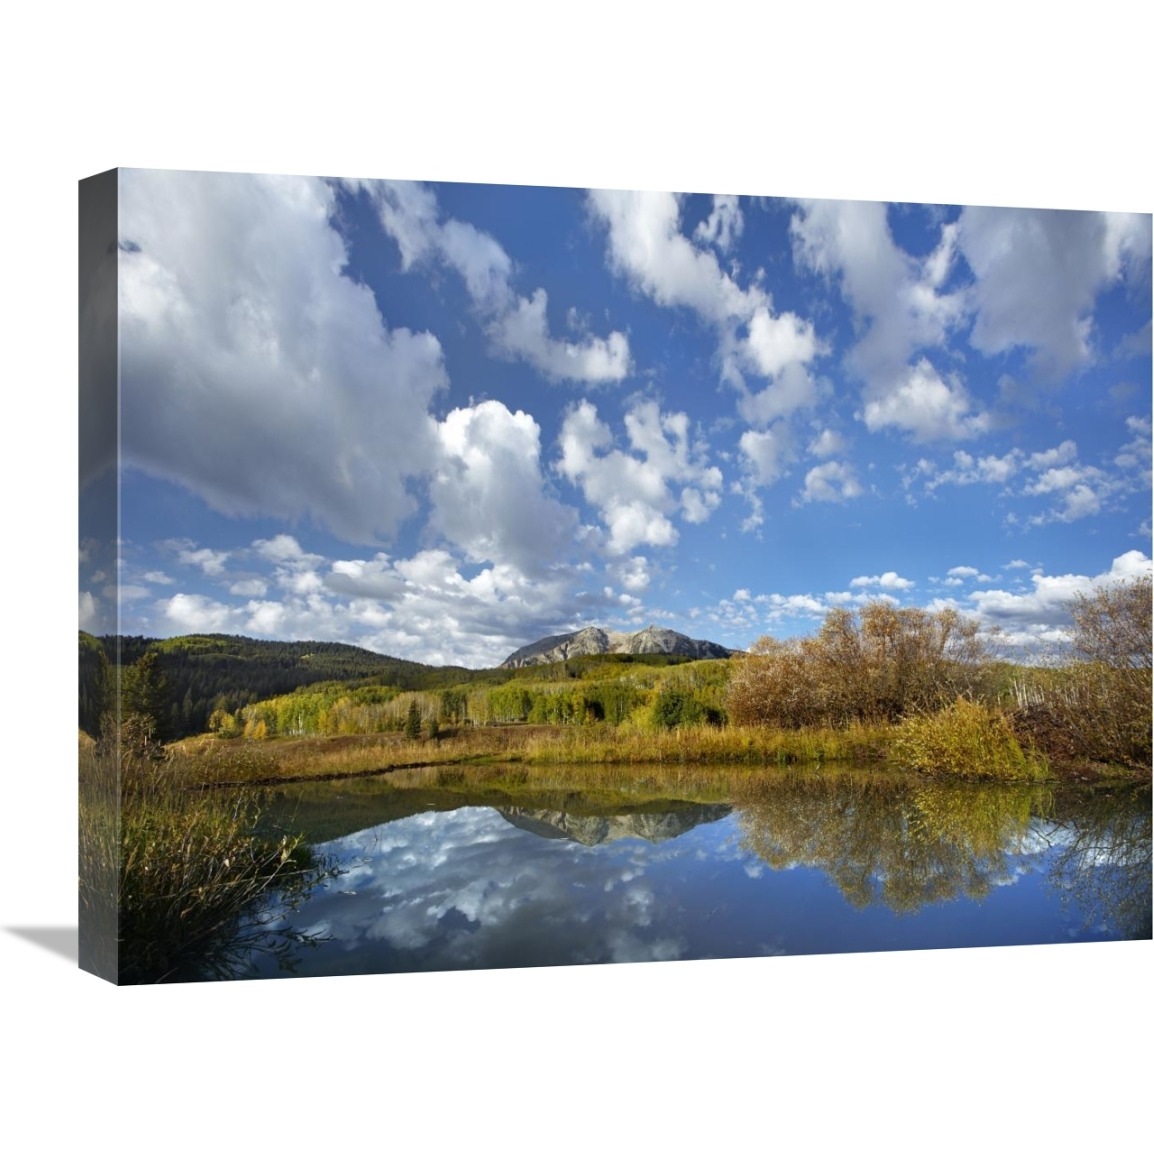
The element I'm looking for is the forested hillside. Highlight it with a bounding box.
[78,631,708,740]
[213,652,727,739]
[78,632,474,738]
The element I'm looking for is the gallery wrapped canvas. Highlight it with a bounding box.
[79,169,1152,984]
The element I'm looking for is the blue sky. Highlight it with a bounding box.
[80,170,1152,667]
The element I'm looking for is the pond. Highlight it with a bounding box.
[230,764,1150,981]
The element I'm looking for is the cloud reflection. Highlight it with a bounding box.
[273,807,700,973]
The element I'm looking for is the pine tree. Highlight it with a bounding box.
[404,699,422,741]
[122,650,172,743]
[95,650,116,728]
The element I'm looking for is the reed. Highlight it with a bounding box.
[78,735,120,981]
[80,739,331,983]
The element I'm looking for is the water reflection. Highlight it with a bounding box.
[497,804,730,846]
[733,774,1045,913]
[254,805,697,974]
[238,766,1149,980]
[1044,787,1152,940]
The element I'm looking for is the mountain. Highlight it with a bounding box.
[500,624,736,668]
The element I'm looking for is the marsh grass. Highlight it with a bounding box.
[514,722,892,765]
[169,729,529,783]
[891,697,1049,781]
[78,736,119,981]
[168,719,894,786]
[80,739,333,983]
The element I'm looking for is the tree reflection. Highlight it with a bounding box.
[1043,785,1152,940]
[733,772,1050,914]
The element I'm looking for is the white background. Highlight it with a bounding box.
[0,4,1149,1149]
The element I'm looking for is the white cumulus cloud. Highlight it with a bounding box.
[959,207,1152,379]
[558,399,722,555]
[430,400,581,575]
[360,180,630,383]
[967,550,1153,648]
[850,571,915,590]
[861,359,989,442]
[588,188,821,402]
[790,200,975,441]
[798,460,862,504]
[738,423,795,487]
[118,169,448,546]
[694,193,744,253]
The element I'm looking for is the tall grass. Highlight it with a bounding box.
[515,721,892,766]
[167,720,894,785]
[169,728,534,783]
[78,732,119,981]
[80,739,332,983]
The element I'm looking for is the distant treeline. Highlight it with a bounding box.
[77,631,698,740]
[206,656,727,739]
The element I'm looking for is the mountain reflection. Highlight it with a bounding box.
[497,804,731,846]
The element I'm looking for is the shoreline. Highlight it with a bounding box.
[156,724,1150,788]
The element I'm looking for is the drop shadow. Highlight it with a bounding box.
[6,926,80,965]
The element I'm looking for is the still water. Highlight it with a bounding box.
[236,764,1150,980]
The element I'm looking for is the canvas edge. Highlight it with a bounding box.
[78,167,120,984]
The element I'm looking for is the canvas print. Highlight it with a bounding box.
[79,169,1152,984]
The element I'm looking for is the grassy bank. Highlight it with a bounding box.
[167,719,895,784]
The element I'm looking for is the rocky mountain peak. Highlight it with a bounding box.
[500,624,735,668]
